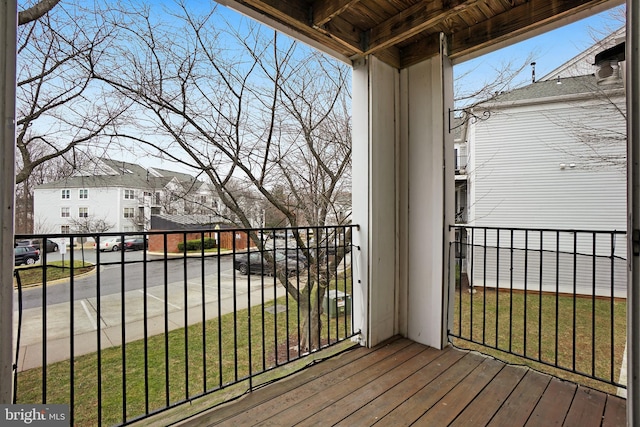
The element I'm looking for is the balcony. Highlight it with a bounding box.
[172,337,626,426]
[11,225,627,426]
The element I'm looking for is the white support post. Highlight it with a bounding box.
[0,0,16,404]
[401,37,454,349]
[352,57,399,347]
[628,0,639,424]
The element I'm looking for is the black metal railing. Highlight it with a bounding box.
[12,225,358,426]
[449,225,627,391]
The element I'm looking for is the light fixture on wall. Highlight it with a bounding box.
[559,163,566,169]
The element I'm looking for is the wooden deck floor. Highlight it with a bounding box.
[176,337,627,426]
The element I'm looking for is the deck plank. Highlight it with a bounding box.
[449,363,527,427]
[294,345,446,426]
[525,377,577,426]
[335,347,467,427]
[602,394,627,427]
[252,342,427,426]
[184,338,409,426]
[486,369,552,427]
[416,357,506,425]
[374,352,486,426]
[174,338,626,427]
[563,386,607,427]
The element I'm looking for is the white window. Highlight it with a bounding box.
[61,189,70,199]
[61,225,70,234]
[79,189,88,199]
[124,207,135,218]
[78,207,88,218]
[124,189,135,199]
[61,207,70,218]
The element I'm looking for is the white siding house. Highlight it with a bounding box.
[465,47,627,297]
[33,159,221,234]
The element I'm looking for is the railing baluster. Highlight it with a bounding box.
[482,228,487,345]
[524,229,529,358]
[555,231,560,368]
[68,240,74,425]
[247,232,253,391]
[96,239,102,426]
[610,231,616,384]
[539,230,543,362]
[232,236,238,382]
[217,233,223,388]
[11,226,358,426]
[200,231,206,394]
[592,232,597,378]
[163,233,170,407]
[120,234,126,424]
[469,227,475,342]
[447,225,626,391]
[509,229,514,354]
[573,231,577,373]
[495,228,500,349]
[183,232,189,400]
[143,233,149,414]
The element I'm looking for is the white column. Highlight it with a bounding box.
[0,0,16,404]
[627,0,639,424]
[400,37,454,349]
[352,56,399,347]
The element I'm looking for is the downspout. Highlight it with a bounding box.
[628,0,639,424]
[0,0,17,404]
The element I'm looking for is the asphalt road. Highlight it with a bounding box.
[16,249,238,309]
[14,249,289,371]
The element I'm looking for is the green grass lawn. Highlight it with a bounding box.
[16,278,354,426]
[14,260,94,287]
[451,287,627,394]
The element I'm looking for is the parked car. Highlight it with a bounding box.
[276,248,310,266]
[14,245,40,265]
[95,237,122,252]
[234,251,302,276]
[15,238,59,253]
[124,237,147,251]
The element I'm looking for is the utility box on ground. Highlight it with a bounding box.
[323,290,351,318]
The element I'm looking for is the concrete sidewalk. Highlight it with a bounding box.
[14,272,287,371]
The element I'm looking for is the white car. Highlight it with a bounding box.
[95,237,122,251]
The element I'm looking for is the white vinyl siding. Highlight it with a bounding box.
[469,98,626,233]
[467,94,627,297]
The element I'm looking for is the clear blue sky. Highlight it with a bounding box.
[454,5,625,100]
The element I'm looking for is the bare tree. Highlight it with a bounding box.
[18,0,61,26]
[93,3,352,351]
[15,0,130,231]
[67,215,114,234]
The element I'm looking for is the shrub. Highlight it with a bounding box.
[177,238,217,252]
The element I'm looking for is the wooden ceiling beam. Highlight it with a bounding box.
[448,0,613,59]
[240,0,310,26]
[364,0,479,55]
[312,0,362,27]
[400,32,441,68]
[237,0,364,56]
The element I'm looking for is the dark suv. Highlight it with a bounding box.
[14,246,40,266]
[15,238,59,253]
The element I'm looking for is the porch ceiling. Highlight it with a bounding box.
[223,0,619,68]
